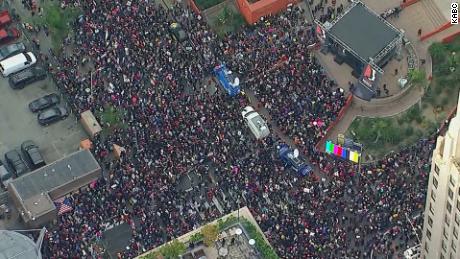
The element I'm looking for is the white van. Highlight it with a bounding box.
[0,52,36,77]
[241,106,270,140]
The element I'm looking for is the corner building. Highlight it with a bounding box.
[421,94,460,259]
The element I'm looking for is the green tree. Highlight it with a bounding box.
[201,224,219,247]
[408,69,427,88]
[159,239,186,259]
[429,42,446,62]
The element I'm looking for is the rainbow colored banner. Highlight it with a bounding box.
[325,140,360,163]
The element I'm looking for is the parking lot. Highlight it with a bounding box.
[0,74,87,166]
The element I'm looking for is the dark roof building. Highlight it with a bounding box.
[0,230,42,259]
[7,149,101,227]
[318,1,403,101]
[327,2,400,62]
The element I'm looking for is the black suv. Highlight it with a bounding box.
[4,150,28,177]
[21,140,45,170]
[29,93,60,113]
[9,67,47,89]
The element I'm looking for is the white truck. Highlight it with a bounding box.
[241,106,270,140]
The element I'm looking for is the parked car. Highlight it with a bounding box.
[241,106,270,140]
[0,10,12,28]
[9,66,46,89]
[29,93,60,112]
[213,64,240,96]
[21,140,45,170]
[0,160,13,188]
[0,28,20,45]
[4,150,28,177]
[277,144,313,177]
[0,51,36,76]
[0,42,25,60]
[37,106,69,126]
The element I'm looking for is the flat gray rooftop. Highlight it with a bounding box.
[328,2,400,61]
[0,230,41,259]
[9,149,100,200]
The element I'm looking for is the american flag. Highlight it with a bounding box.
[54,197,73,215]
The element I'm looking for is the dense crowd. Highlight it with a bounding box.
[38,0,433,258]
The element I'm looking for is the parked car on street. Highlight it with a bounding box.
[37,106,69,126]
[213,64,240,96]
[21,140,45,170]
[241,106,270,140]
[29,93,60,112]
[0,42,25,60]
[0,10,12,28]
[0,28,20,46]
[4,150,28,177]
[277,144,313,177]
[9,66,46,89]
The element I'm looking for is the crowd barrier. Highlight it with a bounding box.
[314,94,353,151]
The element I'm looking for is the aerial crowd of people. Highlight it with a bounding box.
[38,0,433,258]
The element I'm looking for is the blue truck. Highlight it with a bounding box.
[213,64,240,97]
[277,144,313,177]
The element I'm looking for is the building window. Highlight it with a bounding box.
[441,252,445,259]
[432,191,437,202]
[434,177,439,189]
[435,164,440,175]
[449,188,454,199]
[425,241,429,253]
[429,216,433,227]
[450,175,456,186]
[457,200,460,213]
[427,229,432,240]
[452,240,457,252]
[431,203,435,215]
[448,202,453,213]
[444,227,449,239]
[456,214,460,225]
[446,214,451,226]
[442,239,447,252]
[454,227,458,239]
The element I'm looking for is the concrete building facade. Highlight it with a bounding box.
[421,93,460,259]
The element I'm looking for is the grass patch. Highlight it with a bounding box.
[195,0,226,10]
[207,5,246,37]
[345,37,460,160]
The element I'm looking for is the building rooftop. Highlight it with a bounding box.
[328,2,400,61]
[0,230,41,259]
[9,149,100,200]
[7,149,101,224]
[137,207,275,259]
